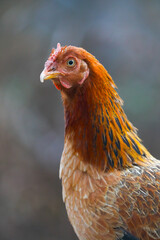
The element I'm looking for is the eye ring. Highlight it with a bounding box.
[67,58,76,67]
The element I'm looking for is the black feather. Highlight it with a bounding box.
[130,137,141,155]
[109,128,113,142]
[122,135,130,147]
[115,138,121,150]
[121,230,139,240]
[114,148,118,157]
[116,228,139,240]
[107,153,114,167]
[118,157,123,168]
[115,117,122,131]
[126,122,131,130]
[105,115,109,126]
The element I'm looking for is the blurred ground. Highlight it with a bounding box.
[0,0,160,239]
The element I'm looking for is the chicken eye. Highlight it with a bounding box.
[67,59,76,67]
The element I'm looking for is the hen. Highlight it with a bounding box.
[40,43,160,240]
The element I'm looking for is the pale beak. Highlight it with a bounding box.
[40,69,61,83]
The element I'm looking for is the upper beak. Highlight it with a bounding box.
[40,69,61,83]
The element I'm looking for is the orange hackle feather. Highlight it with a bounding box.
[63,48,151,171]
[41,44,160,240]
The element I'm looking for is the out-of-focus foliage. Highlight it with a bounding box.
[0,0,160,239]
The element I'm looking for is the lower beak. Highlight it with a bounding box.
[40,69,61,83]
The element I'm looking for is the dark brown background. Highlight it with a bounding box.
[0,0,160,239]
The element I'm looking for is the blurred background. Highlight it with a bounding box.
[0,0,160,239]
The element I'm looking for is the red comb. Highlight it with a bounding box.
[45,43,62,70]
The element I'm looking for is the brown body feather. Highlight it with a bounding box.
[41,44,160,240]
[60,140,160,240]
[60,141,160,240]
